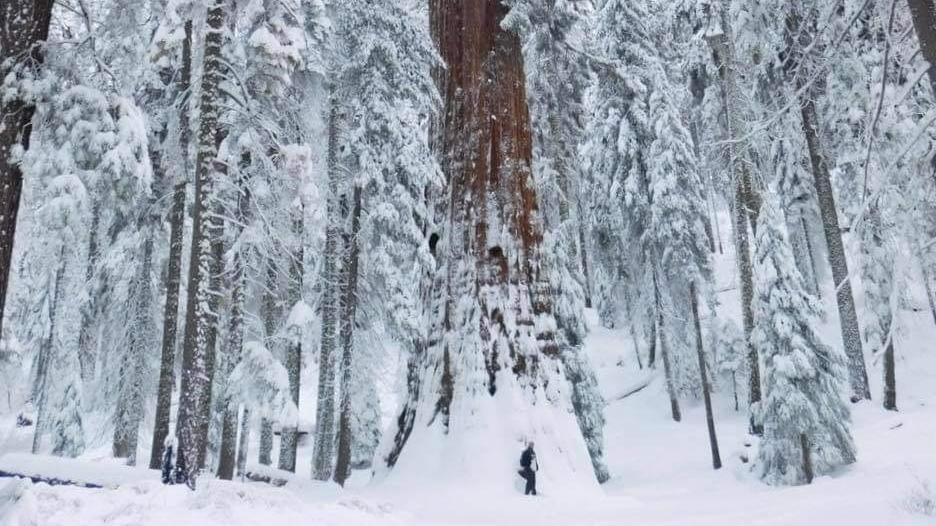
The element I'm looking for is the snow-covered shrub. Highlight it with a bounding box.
[901,479,936,517]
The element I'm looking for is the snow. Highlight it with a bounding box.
[0,453,151,489]
[3,224,936,524]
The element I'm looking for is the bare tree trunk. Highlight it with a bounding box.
[690,282,721,469]
[578,218,593,309]
[907,0,936,95]
[647,309,657,368]
[733,180,761,434]
[629,322,643,370]
[786,9,871,402]
[78,206,100,382]
[0,0,55,339]
[706,19,762,432]
[258,239,282,467]
[654,270,680,422]
[236,406,250,480]
[311,99,344,481]
[150,20,193,471]
[176,0,228,485]
[32,249,65,454]
[883,337,897,411]
[277,210,304,473]
[800,433,814,484]
[923,262,936,328]
[386,0,564,470]
[802,217,822,299]
[799,98,870,401]
[112,233,155,465]
[334,186,362,486]
[217,165,251,480]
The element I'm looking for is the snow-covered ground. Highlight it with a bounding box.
[2,227,936,525]
[3,306,935,526]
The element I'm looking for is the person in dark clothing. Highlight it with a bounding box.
[518,442,538,495]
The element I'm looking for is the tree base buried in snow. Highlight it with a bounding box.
[160,441,189,488]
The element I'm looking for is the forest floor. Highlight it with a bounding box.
[3,225,936,525]
[2,305,935,526]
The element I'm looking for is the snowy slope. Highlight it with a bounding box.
[3,215,936,524]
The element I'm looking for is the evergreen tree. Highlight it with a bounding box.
[754,195,856,486]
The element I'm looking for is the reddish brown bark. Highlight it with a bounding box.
[433,0,555,398]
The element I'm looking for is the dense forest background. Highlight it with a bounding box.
[2,0,936,508]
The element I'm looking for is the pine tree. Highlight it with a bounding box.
[782,2,871,402]
[149,2,195,471]
[754,196,856,486]
[702,0,764,431]
[175,0,230,484]
[0,0,55,339]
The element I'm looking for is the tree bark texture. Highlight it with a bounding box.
[175,0,227,485]
[690,282,721,470]
[654,270,680,423]
[277,210,304,473]
[311,100,343,481]
[0,0,55,340]
[799,95,870,401]
[150,20,193,471]
[112,233,155,465]
[217,165,251,480]
[333,186,362,486]
[907,0,936,96]
[785,9,871,402]
[705,19,763,429]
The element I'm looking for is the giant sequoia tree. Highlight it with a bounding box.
[385,0,600,491]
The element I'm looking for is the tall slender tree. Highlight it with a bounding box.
[175,0,229,484]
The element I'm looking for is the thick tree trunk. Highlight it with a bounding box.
[150,20,193,471]
[907,0,936,95]
[216,405,238,480]
[386,0,573,476]
[0,0,55,340]
[311,101,343,481]
[333,186,362,486]
[277,211,304,473]
[175,0,227,485]
[690,282,721,470]
[786,10,871,402]
[799,99,870,401]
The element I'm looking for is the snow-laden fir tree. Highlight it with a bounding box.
[318,0,441,485]
[753,194,856,486]
[511,0,609,484]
